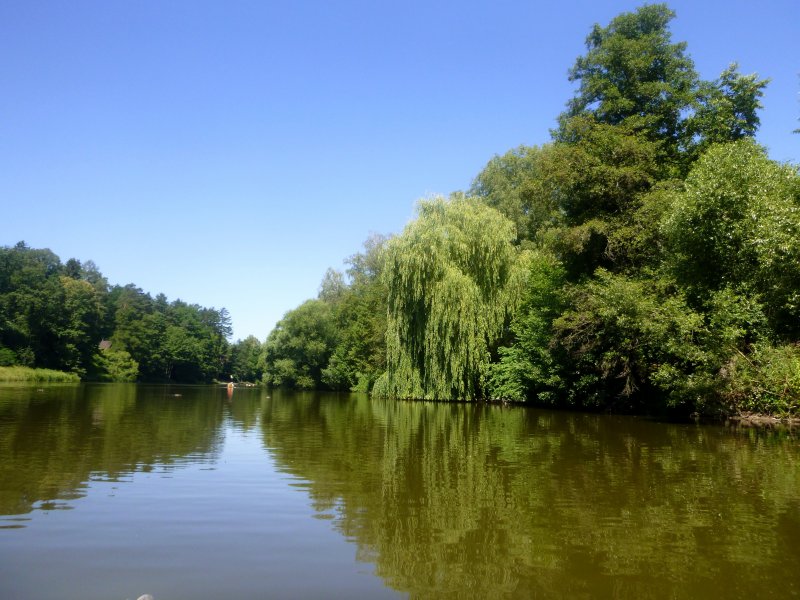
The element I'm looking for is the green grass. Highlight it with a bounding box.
[0,366,81,383]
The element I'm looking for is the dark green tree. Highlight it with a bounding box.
[262,299,338,389]
[56,276,104,376]
[229,335,264,383]
[557,4,767,173]
[322,234,390,392]
[552,271,710,411]
[469,145,560,244]
[486,250,566,402]
[0,243,67,369]
[558,3,698,164]
[662,139,800,335]
[109,285,168,379]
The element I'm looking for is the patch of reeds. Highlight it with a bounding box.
[0,366,81,383]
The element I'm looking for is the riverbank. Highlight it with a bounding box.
[0,366,80,383]
[727,411,800,429]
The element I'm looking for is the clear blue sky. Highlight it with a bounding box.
[2,1,797,341]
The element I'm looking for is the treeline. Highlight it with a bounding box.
[264,4,799,416]
[261,233,388,392]
[0,242,260,383]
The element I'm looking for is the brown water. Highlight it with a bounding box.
[0,384,798,599]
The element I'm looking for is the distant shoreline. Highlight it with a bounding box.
[3,374,796,427]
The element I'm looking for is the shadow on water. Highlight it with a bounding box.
[261,391,800,599]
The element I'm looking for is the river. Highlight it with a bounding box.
[0,383,797,599]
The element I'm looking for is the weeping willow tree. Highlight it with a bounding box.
[374,195,530,400]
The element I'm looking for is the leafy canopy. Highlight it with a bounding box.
[375,195,529,400]
[662,140,800,329]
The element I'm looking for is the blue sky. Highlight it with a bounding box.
[2,0,797,341]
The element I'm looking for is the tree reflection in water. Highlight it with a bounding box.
[0,384,225,516]
[1,386,796,598]
[261,391,800,599]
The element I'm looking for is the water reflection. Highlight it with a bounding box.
[1,385,798,598]
[261,392,800,599]
[0,383,227,516]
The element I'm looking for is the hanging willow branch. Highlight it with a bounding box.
[375,195,530,400]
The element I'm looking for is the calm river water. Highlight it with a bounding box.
[0,383,798,599]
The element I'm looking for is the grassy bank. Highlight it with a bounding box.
[0,366,81,383]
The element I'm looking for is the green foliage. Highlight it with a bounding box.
[109,285,167,379]
[721,343,800,415]
[702,290,799,415]
[262,234,390,393]
[229,335,264,382]
[57,275,104,377]
[318,268,346,304]
[559,3,698,162]
[92,347,139,382]
[532,117,664,277]
[550,117,662,222]
[262,299,338,389]
[261,4,795,417]
[108,287,231,382]
[559,4,768,174]
[377,195,529,400]
[688,64,769,155]
[469,145,559,243]
[662,139,800,335]
[0,242,233,383]
[704,287,769,351]
[321,234,389,392]
[0,347,17,367]
[604,180,682,272]
[553,271,709,410]
[0,365,80,382]
[486,251,566,402]
[0,243,71,370]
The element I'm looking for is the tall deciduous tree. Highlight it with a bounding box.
[57,276,104,375]
[261,299,338,389]
[557,4,767,173]
[469,145,559,244]
[229,335,264,382]
[662,139,800,335]
[486,251,566,402]
[689,63,768,153]
[558,3,698,160]
[322,234,390,392]
[375,195,529,400]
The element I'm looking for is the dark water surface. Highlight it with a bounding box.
[0,384,798,599]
